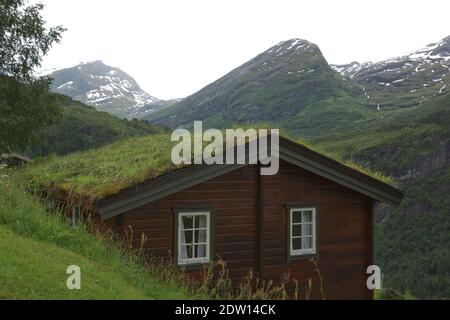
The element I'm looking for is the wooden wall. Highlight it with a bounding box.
[119,160,374,299]
[262,160,374,300]
[122,165,259,283]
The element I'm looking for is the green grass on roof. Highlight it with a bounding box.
[22,131,396,202]
[23,133,183,200]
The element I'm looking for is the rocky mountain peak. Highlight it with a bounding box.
[331,35,450,108]
[249,37,329,76]
[408,35,450,61]
[265,38,321,58]
[47,61,161,118]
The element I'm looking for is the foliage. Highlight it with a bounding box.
[374,289,415,300]
[25,95,168,157]
[0,0,65,152]
[0,0,65,82]
[374,166,450,299]
[0,75,61,152]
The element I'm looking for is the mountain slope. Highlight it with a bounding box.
[374,165,450,299]
[146,39,366,137]
[332,36,450,109]
[46,61,169,119]
[148,36,450,135]
[312,91,450,178]
[24,94,168,158]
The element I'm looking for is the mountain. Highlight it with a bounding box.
[148,36,450,132]
[332,36,450,109]
[146,38,366,136]
[45,60,173,119]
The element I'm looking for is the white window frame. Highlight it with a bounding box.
[177,211,211,266]
[289,207,317,256]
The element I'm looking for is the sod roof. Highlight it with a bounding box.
[22,132,396,203]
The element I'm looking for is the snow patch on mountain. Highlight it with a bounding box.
[330,36,450,107]
[46,61,163,118]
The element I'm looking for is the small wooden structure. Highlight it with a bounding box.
[0,153,32,168]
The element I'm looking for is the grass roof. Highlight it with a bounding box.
[23,133,183,201]
[21,132,395,203]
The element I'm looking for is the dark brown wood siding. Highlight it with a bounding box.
[120,160,374,299]
[121,165,259,283]
[262,160,373,299]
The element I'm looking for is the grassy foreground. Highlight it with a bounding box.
[0,171,193,299]
[0,226,148,299]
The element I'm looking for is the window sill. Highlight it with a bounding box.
[177,261,210,271]
[287,253,318,262]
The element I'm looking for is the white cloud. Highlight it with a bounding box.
[40,0,450,99]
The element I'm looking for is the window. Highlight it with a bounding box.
[289,207,317,256]
[177,211,211,265]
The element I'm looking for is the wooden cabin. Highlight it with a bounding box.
[73,136,402,299]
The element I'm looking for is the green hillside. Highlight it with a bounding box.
[374,165,450,299]
[0,226,146,299]
[313,92,450,176]
[0,171,193,299]
[25,95,167,158]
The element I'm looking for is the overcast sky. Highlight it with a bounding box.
[39,0,450,100]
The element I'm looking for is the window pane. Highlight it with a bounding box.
[292,224,302,237]
[181,215,193,229]
[195,229,207,243]
[303,236,313,249]
[302,223,313,236]
[180,245,193,259]
[292,211,302,223]
[194,244,207,258]
[292,238,302,250]
[195,215,207,228]
[179,212,210,263]
[180,230,193,244]
[302,210,312,223]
